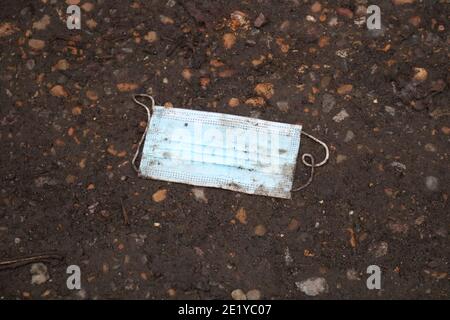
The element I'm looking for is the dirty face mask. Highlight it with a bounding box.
[131,95,329,199]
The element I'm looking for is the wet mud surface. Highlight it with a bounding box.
[0,0,448,299]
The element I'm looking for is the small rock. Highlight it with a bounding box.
[336,154,348,164]
[322,93,336,113]
[116,83,139,92]
[219,69,236,78]
[26,59,35,70]
[409,15,421,27]
[328,17,338,27]
[415,215,426,226]
[245,97,266,107]
[231,289,247,300]
[336,49,349,58]
[254,13,267,28]
[81,2,94,12]
[235,207,247,224]
[276,101,289,112]
[385,105,396,116]
[86,90,98,100]
[279,20,290,31]
[337,84,353,95]
[34,176,58,187]
[228,98,240,108]
[333,109,349,123]
[246,289,262,300]
[191,188,208,203]
[30,263,49,285]
[152,189,168,202]
[346,269,360,281]
[66,174,77,184]
[76,289,87,299]
[392,0,416,6]
[336,7,354,19]
[369,241,388,258]
[424,143,437,153]
[53,59,70,71]
[254,224,267,236]
[28,39,45,50]
[0,22,18,38]
[287,218,300,231]
[50,85,68,98]
[388,222,409,234]
[230,11,250,30]
[254,83,274,99]
[306,15,316,22]
[425,176,439,192]
[166,0,176,7]
[160,15,174,25]
[86,19,97,29]
[144,31,158,43]
[32,15,51,30]
[311,1,322,13]
[441,126,450,135]
[413,67,428,82]
[223,33,236,49]
[284,247,293,266]
[435,227,447,238]
[296,277,328,296]
[182,69,192,81]
[344,130,355,142]
[390,161,407,172]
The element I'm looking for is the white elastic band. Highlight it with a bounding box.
[292,131,329,192]
[131,94,154,176]
[300,131,330,167]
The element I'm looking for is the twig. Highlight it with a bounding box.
[0,253,64,271]
[121,199,130,226]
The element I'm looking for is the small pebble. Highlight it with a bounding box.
[246,289,262,300]
[369,241,388,258]
[322,93,336,113]
[192,188,208,203]
[287,218,300,231]
[424,143,437,153]
[30,263,49,285]
[231,289,247,300]
[336,154,348,164]
[254,13,267,28]
[384,105,396,116]
[333,109,349,123]
[346,269,360,281]
[344,130,355,142]
[276,101,289,112]
[254,224,267,236]
[26,59,35,70]
[425,176,439,192]
[296,277,328,296]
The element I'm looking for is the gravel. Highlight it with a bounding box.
[296,277,328,296]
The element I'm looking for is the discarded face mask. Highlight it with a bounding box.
[131,95,329,199]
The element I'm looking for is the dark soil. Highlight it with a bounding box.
[0,0,448,299]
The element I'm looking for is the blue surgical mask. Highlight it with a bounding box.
[132,95,329,199]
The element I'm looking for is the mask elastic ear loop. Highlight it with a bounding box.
[292,131,329,192]
[131,94,154,176]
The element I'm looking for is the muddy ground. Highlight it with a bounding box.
[0,0,448,299]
